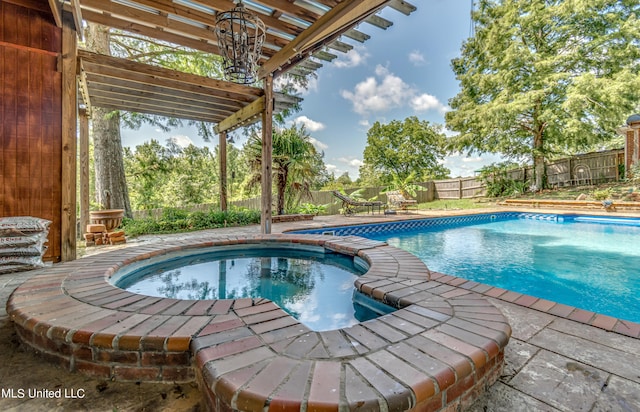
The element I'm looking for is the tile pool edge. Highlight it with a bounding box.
[7,233,511,412]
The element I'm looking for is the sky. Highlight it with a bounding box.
[120,0,503,179]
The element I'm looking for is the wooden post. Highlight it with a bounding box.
[261,75,274,234]
[568,158,573,186]
[61,11,77,261]
[219,131,228,212]
[79,109,90,239]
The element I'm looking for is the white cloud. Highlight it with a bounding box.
[338,157,363,167]
[333,47,369,69]
[292,115,326,132]
[340,65,413,115]
[411,93,449,114]
[168,135,194,148]
[462,156,483,163]
[308,137,328,151]
[326,164,338,172]
[275,74,318,96]
[443,128,458,138]
[340,65,447,116]
[408,50,426,66]
[305,76,319,94]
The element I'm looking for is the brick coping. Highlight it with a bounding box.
[7,234,511,411]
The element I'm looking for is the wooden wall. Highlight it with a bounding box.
[1,0,62,261]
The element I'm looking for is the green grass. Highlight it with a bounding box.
[418,198,493,210]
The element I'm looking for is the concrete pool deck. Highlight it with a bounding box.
[2,207,640,411]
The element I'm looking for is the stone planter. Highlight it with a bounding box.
[271,213,314,223]
[89,209,124,231]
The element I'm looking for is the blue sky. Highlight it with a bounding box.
[121,0,502,178]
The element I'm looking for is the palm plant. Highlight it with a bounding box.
[382,171,423,198]
[244,124,324,215]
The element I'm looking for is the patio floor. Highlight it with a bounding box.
[2,208,639,411]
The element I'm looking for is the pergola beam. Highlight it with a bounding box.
[48,0,62,27]
[78,50,261,99]
[258,0,390,78]
[70,0,84,41]
[215,96,266,134]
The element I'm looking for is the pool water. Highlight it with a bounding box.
[367,217,640,323]
[116,249,383,331]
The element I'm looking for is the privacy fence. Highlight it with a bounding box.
[131,149,624,218]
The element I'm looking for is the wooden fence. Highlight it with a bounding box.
[232,185,435,215]
[502,149,623,187]
[432,177,485,199]
[545,149,623,187]
[130,149,624,218]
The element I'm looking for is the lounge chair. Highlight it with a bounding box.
[386,190,418,213]
[332,191,385,216]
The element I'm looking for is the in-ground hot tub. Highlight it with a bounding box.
[7,234,511,411]
[112,243,394,331]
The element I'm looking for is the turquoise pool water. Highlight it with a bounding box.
[294,213,640,323]
[365,215,640,323]
[116,248,387,331]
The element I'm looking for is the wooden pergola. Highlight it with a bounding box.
[47,0,417,260]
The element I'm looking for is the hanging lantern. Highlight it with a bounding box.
[215,1,266,84]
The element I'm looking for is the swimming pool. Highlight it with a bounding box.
[295,213,640,323]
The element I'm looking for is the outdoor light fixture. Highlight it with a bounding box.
[214,0,266,84]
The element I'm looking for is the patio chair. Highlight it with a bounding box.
[386,190,418,213]
[331,191,385,216]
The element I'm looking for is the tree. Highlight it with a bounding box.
[85,24,133,216]
[244,124,326,215]
[446,0,640,189]
[164,144,218,206]
[123,140,173,210]
[361,116,450,187]
[124,139,228,209]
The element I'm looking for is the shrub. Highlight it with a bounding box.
[293,203,327,215]
[591,188,613,200]
[478,163,528,198]
[122,207,260,237]
[630,162,640,187]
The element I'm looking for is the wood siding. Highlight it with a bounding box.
[1,1,62,261]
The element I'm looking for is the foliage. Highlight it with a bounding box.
[362,117,450,186]
[123,139,249,210]
[321,172,356,191]
[591,187,613,200]
[446,0,640,189]
[630,162,640,187]
[382,172,424,198]
[478,162,529,198]
[292,203,327,216]
[356,163,384,188]
[243,124,328,215]
[420,199,491,210]
[123,140,172,209]
[121,207,260,237]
